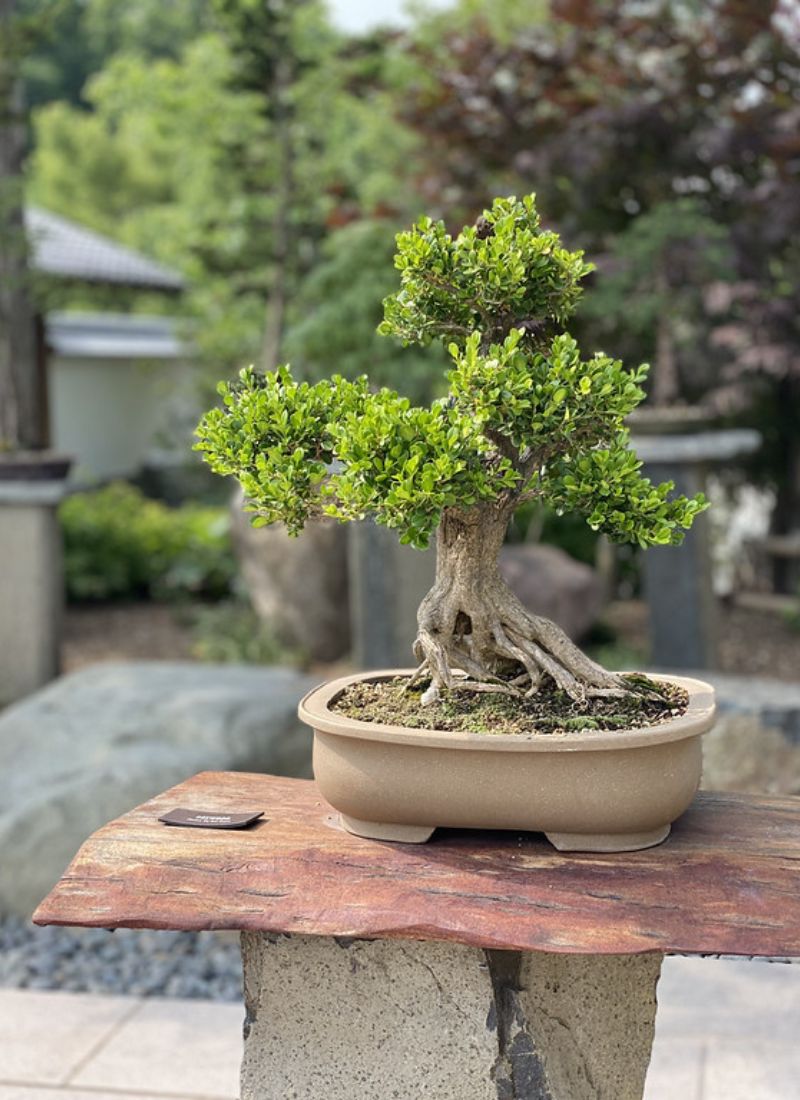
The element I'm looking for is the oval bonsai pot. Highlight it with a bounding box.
[299,670,716,853]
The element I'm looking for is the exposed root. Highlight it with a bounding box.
[448,680,523,697]
[411,502,643,707]
[420,682,440,706]
[414,582,643,707]
[404,661,430,692]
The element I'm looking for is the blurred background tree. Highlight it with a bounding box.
[0,0,55,450]
[395,0,800,537]
[19,0,800,530]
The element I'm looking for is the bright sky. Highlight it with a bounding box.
[327,0,451,32]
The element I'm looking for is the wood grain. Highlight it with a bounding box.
[33,772,800,957]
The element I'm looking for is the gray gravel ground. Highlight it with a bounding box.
[0,917,242,1001]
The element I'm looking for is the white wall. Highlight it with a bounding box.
[48,356,197,483]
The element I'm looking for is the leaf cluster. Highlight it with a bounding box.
[195,366,516,548]
[546,443,707,548]
[448,329,647,454]
[197,194,706,551]
[379,194,592,351]
[446,327,707,546]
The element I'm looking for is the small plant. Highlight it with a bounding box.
[196,195,705,704]
[187,600,301,666]
[60,482,235,603]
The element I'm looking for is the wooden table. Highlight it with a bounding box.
[34,772,800,1100]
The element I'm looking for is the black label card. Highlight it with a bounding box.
[158,808,265,830]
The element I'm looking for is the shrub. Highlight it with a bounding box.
[187,601,301,665]
[60,482,235,602]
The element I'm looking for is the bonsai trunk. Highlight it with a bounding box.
[412,502,624,703]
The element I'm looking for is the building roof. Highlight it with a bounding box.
[26,207,186,291]
[47,312,189,360]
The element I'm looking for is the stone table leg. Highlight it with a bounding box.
[241,932,663,1100]
[0,480,67,706]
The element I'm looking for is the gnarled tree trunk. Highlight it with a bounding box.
[412,501,624,702]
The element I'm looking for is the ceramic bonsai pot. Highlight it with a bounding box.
[299,670,717,852]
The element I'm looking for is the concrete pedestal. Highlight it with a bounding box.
[0,479,67,706]
[241,933,663,1100]
[348,519,435,668]
[633,429,760,670]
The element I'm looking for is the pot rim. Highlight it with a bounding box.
[298,669,716,752]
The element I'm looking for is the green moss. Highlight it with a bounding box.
[332,674,688,737]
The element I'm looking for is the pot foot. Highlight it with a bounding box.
[340,814,436,844]
[544,824,671,853]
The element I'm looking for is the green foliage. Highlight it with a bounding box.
[188,601,300,665]
[197,194,706,551]
[19,0,213,109]
[196,366,516,548]
[580,198,733,397]
[31,35,268,271]
[545,437,707,548]
[324,386,516,546]
[284,220,447,402]
[29,5,418,374]
[380,195,593,350]
[445,325,706,547]
[60,482,235,602]
[447,329,645,452]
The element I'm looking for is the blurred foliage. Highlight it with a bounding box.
[187,600,301,665]
[19,0,214,110]
[20,0,800,548]
[508,501,598,566]
[31,33,274,366]
[29,1,420,385]
[284,219,447,401]
[396,0,800,537]
[580,199,733,404]
[60,482,235,602]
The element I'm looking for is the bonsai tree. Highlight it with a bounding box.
[196,195,706,704]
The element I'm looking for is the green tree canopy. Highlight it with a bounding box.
[196,195,705,549]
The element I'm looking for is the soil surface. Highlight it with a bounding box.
[333,674,689,736]
[63,603,194,671]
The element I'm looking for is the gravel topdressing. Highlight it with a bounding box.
[0,917,242,1001]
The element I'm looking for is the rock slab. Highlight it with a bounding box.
[696,671,800,796]
[232,497,350,662]
[499,543,603,640]
[0,661,315,917]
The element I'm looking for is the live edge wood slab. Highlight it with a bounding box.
[34,771,800,958]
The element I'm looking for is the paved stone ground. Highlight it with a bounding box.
[0,956,797,1099]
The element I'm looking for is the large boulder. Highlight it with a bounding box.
[499,543,604,640]
[697,672,800,795]
[0,661,316,917]
[231,497,349,662]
